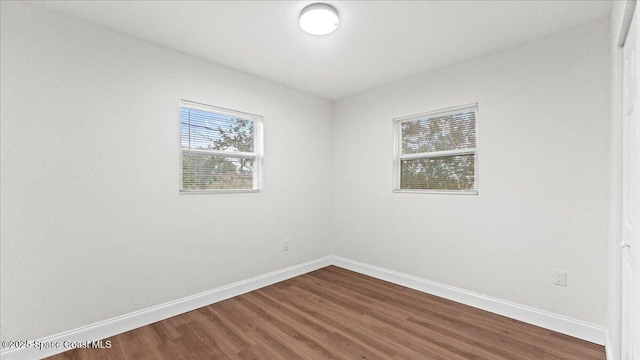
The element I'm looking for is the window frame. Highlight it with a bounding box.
[179,99,264,195]
[392,103,479,195]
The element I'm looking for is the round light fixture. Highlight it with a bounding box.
[299,3,339,35]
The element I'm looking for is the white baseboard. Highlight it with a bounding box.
[0,256,332,360]
[604,329,616,360]
[1,255,609,359]
[331,256,607,346]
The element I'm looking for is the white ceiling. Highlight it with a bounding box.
[34,1,611,100]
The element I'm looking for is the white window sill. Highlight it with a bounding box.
[393,189,478,195]
[180,189,260,195]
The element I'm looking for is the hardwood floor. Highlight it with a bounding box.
[47,266,606,360]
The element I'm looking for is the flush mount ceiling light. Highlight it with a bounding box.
[299,3,339,35]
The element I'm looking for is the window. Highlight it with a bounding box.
[393,103,478,194]
[180,100,263,193]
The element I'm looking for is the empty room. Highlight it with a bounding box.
[1,1,639,359]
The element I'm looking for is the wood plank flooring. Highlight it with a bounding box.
[46,266,606,360]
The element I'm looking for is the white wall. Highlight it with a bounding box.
[0,2,332,341]
[331,19,611,326]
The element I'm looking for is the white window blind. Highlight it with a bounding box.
[393,104,478,194]
[180,100,263,193]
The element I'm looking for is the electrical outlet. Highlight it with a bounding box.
[283,239,289,251]
[553,270,566,286]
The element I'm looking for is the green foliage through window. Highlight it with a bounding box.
[395,105,477,192]
[180,101,262,192]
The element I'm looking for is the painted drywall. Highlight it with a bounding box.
[331,19,611,326]
[0,2,332,341]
